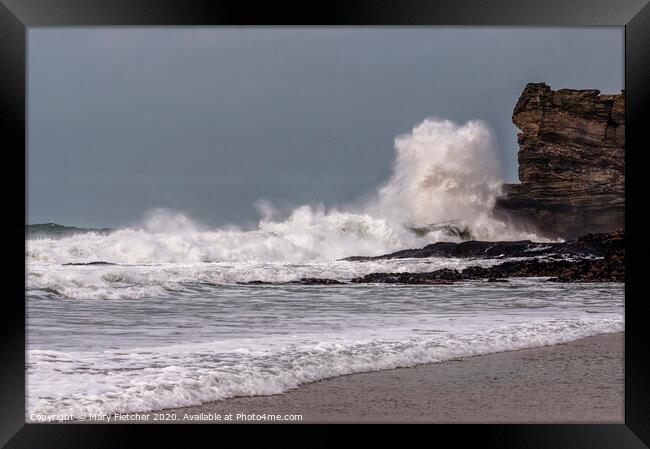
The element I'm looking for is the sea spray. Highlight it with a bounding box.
[372,119,510,239]
[27,118,542,266]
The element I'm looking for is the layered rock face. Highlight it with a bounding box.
[494,82,624,239]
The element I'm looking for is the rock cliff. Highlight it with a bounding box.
[494,82,624,239]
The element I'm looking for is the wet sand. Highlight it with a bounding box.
[108,332,624,424]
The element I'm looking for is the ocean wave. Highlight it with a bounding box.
[27,119,544,267]
[26,318,623,418]
[27,258,508,300]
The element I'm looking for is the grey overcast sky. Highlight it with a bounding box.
[28,27,624,228]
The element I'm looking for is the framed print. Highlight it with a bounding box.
[2,0,649,447]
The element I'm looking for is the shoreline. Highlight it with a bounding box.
[82,332,623,424]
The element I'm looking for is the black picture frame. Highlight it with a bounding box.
[2,0,649,447]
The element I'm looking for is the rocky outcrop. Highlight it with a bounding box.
[346,231,624,284]
[350,253,624,284]
[240,278,344,286]
[63,261,116,266]
[494,82,624,239]
[241,232,624,285]
[241,249,624,285]
[344,230,623,261]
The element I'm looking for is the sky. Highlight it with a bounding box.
[27,27,624,228]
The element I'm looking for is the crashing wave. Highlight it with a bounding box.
[27,118,543,266]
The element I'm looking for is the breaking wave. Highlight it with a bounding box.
[27,118,542,265]
[27,317,623,417]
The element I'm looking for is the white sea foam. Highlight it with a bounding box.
[27,258,512,300]
[27,119,543,267]
[26,317,623,418]
[26,208,410,265]
[372,118,512,239]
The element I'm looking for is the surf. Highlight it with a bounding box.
[27,118,543,267]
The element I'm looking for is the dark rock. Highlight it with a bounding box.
[63,261,116,266]
[477,255,624,282]
[352,269,462,285]
[288,278,344,285]
[240,231,624,286]
[350,245,624,284]
[344,230,623,261]
[239,278,344,286]
[494,82,624,239]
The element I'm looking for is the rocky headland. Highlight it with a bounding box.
[494,82,624,239]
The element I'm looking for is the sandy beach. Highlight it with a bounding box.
[104,332,623,424]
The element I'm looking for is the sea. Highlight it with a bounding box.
[25,219,624,419]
